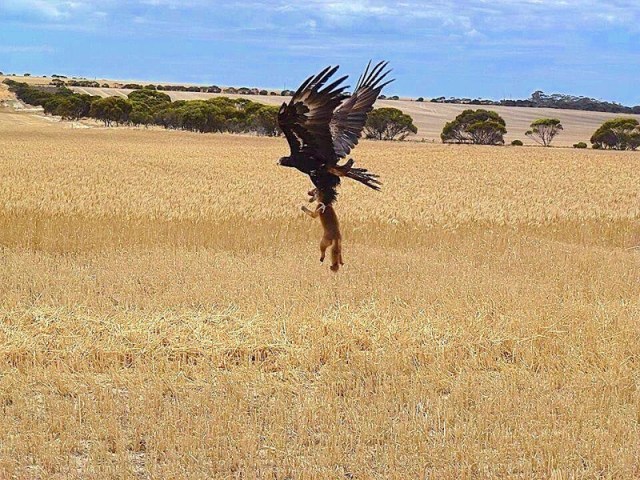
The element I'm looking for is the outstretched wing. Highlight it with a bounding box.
[330,61,394,159]
[277,66,349,167]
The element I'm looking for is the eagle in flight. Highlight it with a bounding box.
[277,61,393,271]
[277,61,393,203]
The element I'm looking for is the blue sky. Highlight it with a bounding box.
[1,0,639,104]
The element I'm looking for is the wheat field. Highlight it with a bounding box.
[1,110,639,479]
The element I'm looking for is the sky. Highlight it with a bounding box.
[1,0,639,105]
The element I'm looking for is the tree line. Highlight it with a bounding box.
[3,79,418,140]
[4,79,281,136]
[5,79,639,149]
[430,90,640,115]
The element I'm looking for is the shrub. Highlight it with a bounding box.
[89,97,133,126]
[511,139,523,146]
[590,118,640,150]
[416,97,424,102]
[573,142,587,149]
[364,107,417,140]
[441,109,507,145]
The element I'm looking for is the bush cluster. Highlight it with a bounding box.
[441,109,507,145]
[590,118,640,150]
[4,79,280,136]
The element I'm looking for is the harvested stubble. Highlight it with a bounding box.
[0,114,639,479]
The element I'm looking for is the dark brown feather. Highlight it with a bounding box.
[330,61,394,160]
[277,62,393,202]
[277,66,348,167]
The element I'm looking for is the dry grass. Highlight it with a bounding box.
[0,111,639,479]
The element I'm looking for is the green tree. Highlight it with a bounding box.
[364,107,417,140]
[525,118,563,146]
[247,105,280,136]
[126,90,171,126]
[590,118,640,150]
[441,109,507,145]
[51,94,95,120]
[89,97,132,126]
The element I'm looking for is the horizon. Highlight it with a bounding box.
[1,1,639,105]
[4,71,640,108]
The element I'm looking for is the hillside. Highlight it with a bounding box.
[3,75,640,146]
[71,86,640,146]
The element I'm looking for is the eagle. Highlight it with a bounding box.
[277,61,393,271]
[277,61,393,205]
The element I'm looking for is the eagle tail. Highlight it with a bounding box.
[329,158,382,191]
[346,167,382,191]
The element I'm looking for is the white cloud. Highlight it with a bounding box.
[0,0,106,19]
[1,0,67,18]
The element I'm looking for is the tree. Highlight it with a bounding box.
[364,107,417,140]
[248,105,280,136]
[89,97,132,126]
[590,118,640,150]
[128,89,171,109]
[441,109,507,145]
[525,118,563,146]
[49,94,95,120]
